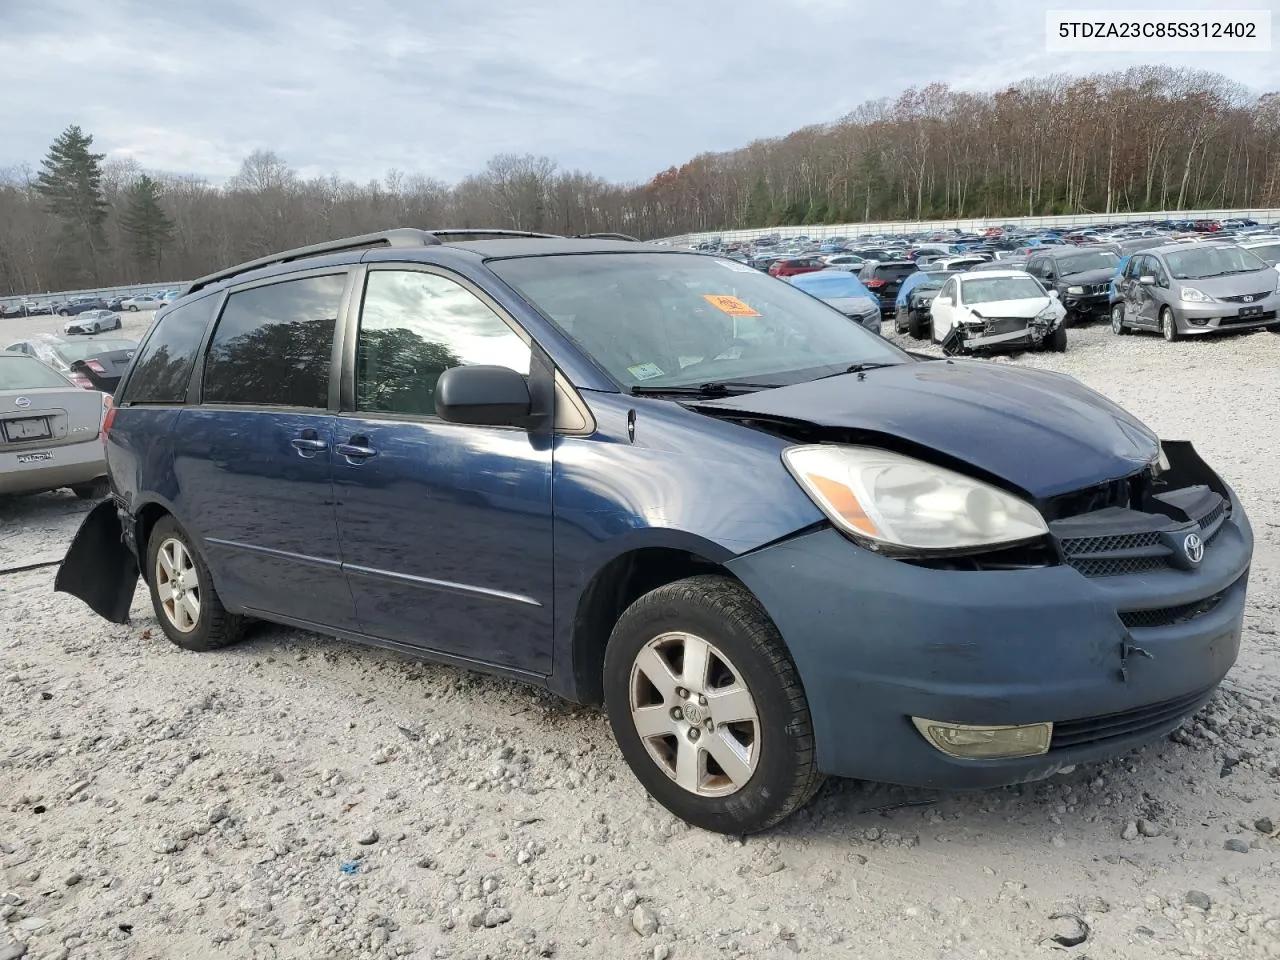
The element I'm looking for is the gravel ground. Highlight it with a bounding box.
[2,320,1279,960]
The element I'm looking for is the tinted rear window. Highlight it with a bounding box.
[872,264,917,281]
[122,296,218,403]
[202,274,345,408]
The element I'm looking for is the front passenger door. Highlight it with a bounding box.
[332,267,555,674]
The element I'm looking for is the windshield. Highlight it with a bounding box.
[1054,251,1120,274]
[914,272,953,291]
[789,272,875,300]
[51,338,136,362]
[490,252,908,390]
[0,355,71,390]
[1164,245,1269,280]
[960,276,1047,304]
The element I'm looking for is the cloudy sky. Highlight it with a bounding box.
[2,0,1277,186]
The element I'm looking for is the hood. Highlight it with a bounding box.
[1057,267,1116,285]
[690,360,1159,499]
[823,295,880,316]
[965,296,1053,320]
[1181,268,1278,297]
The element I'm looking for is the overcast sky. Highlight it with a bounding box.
[2,0,1277,187]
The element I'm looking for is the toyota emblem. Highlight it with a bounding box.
[1183,532,1205,565]
[14,396,31,408]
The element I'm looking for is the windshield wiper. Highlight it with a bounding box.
[815,361,902,380]
[629,381,778,397]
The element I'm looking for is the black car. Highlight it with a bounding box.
[1024,247,1122,326]
[56,298,109,317]
[857,260,919,315]
[3,335,137,393]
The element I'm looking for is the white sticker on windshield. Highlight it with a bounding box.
[627,362,665,381]
[715,258,756,273]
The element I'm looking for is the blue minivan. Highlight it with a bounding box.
[58,228,1253,834]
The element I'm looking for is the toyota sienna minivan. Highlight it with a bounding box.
[58,228,1254,835]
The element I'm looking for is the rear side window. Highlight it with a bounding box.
[121,296,217,403]
[202,274,346,408]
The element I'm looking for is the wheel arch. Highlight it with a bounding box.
[566,538,750,706]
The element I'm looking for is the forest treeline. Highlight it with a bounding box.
[3,66,1278,294]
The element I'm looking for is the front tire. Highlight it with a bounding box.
[1111,303,1130,335]
[603,575,823,835]
[1161,307,1179,342]
[1045,324,1068,352]
[146,516,244,652]
[907,310,928,340]
[127,305,139,312]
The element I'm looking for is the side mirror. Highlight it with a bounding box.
[1047,290,1059,299]
[435,365,533,427]
[1139,275,1156,286]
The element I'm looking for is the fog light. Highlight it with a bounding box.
[1188,317,1210,326]
[911,718,1052,759]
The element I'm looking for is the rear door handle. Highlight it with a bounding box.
[336,441,377,462]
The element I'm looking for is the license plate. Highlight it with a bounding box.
[17,451,53,464]
[1238,305,1264,318]
[3,417,51,441]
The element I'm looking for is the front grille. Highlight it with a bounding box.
[1055,490,1228,578]
[1072,556,1165,577]
[1119,589,1227,629]
[1084,283,1109,296]
[1220,310,1277,325]
[1050,687,1213,751]
[980,317,1029,336]
[1219,291,1271,303]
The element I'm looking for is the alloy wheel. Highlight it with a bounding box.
[155,537,201,633]
[628,631,760,797]
[1111,305,1124,334]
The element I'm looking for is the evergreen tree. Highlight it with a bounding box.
[744,176,771,227]
[34,125,109,277]
[120,174,176,276]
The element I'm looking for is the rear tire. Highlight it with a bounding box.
[146,516,245,652]
[1161,307,1179,342]
[71,478,110,500]
[603,575,823,835]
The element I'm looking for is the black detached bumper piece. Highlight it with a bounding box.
[54,499,139,623]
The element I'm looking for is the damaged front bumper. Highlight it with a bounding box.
[945,316,1059,353]
[724,445,1251,789]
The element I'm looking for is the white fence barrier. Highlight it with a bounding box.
[656,209,1280,248]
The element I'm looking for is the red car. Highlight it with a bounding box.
[768,256,826,278]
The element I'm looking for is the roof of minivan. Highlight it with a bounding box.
[450,237,673,259]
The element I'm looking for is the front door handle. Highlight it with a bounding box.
[336,439,377,462]
[291,432,328,457]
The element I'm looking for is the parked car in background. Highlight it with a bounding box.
[857,260,918,316]
[64,309,123,335]
[1024,247,1121,326]
[787,269,882,333]
[1237,238,1280,271]
[767,256,827,279]
[121,295,164,311]
[55,227,1255,836]
[821,254,866,271]
[4,335,138,392]
[0,352,110,499]
[56,297,109,317]
[894,270,958,337]
[928,270,1067,353]
[967,258,1027,273]
[1111,244,1280,341]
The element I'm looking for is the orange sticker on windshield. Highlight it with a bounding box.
[703,294,761,317]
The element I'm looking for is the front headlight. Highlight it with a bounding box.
[1035,302,1058,320]
[1180,286,1212,303]
[781,445,1048,553]
[1066,285,1084,295]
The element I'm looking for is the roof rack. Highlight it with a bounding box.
[425,229,562,242]
[576,232,641,242]
[185,228,441,294]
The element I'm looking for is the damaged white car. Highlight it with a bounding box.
[929,271,1068,354]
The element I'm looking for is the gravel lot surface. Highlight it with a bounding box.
[2,320,1279,960]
